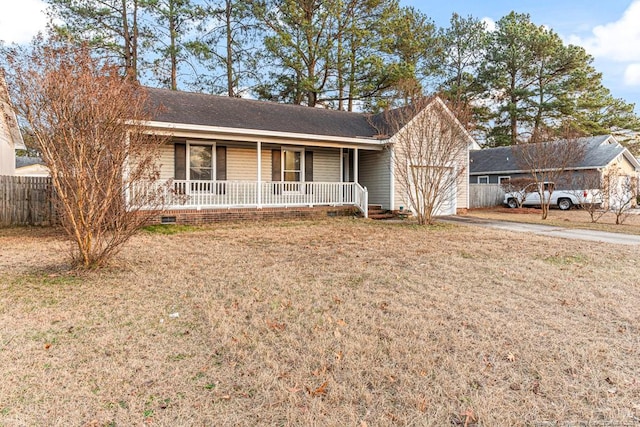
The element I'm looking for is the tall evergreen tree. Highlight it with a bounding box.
[376,6,439,108]
[142,0,203,90]
[479,12,539,146]
[438,14,487,103]
[479,11,639,146]
[186,0,260,96]
[252,0,334,106]
[46,0,144,80]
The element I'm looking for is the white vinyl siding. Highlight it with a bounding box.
[261,149,272,181]
[158,144,174,181]
[392,140,469,213]
[456,150,469,209]
[312,147,340,182]
[227,147,258,180]
[359,149,391,210]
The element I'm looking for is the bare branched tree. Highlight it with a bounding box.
[501,177,535,208]
[374,97,471,225]
[604,167,638,225]
[4,38,169,268]
[567,171,606,223]
[514,133,586,219]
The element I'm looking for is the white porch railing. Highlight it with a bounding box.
[132,180,368,218]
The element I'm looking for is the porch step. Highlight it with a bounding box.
[369,212,396,220]
[367,204,398,220]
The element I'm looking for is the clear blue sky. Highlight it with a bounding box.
[405,0,640,112]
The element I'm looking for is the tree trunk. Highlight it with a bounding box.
[121,0,139,81]
[169,1,178,90]
[225,0,235,97]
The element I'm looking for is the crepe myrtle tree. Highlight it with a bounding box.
[514,131,586,220]
[604,166,638,225]
[501,177,535,208]
[566,171,607,223]
[4,38,169,268]
[374,97,470,225]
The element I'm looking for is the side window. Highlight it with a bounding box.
[498,176,510,185]
[477,176,489,184]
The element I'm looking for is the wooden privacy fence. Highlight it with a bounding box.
[469,184,505,208]
[0,176,55,226]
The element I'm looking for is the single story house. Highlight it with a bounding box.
[470,135,639,186]
[0,72,25,175]
[469,135,640,208]
[136,89,475,223]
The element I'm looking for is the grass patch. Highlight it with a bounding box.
[142,224,201,235]
[543,253,588,266]
[0,218,638,426]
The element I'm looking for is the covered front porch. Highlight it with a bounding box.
[131,134,393,218]
[135,179,369,217]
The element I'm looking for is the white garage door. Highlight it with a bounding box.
[408,166,457,216]
[432,168,457,216]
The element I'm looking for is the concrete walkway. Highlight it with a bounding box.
[440,215,640,246]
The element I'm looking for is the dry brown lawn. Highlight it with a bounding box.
[0,219,639,426]
[466,207,640,235]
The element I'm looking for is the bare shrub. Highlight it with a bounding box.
[374,98,471,225]
[501,177,535,208]
[566,171,606,223]
[604,167,638,225]
[4,38,169,268]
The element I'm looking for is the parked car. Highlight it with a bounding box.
[503,182,601,210]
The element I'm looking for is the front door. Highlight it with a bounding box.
[282,148,303,192]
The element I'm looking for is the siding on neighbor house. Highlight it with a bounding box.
[359,149,391,210]
[610,154,637,175]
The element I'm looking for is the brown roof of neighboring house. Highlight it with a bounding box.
[145,87,387,139]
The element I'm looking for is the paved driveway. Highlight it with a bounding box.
[440,216,640,246]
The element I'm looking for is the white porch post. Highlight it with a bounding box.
[257,141,262,208]
[389,147,395,211]
[354,148,359,183]
[339,148,344,182]
[123,131,131,208]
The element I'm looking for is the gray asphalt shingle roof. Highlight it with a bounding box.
[146,87,388,139]
[15,156,44,168]
[469,135,628,174]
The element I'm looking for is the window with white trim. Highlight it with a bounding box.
[477,176,489,184]
[498,176,510,184]
[282,148,303,182]
[189,145,213,180]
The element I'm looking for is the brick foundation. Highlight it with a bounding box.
[144,206,360,225]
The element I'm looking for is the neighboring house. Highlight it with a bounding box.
[0,72,25,175]
[15,156,49,177]
[138,89,473,222]
[469,135,640,206]
[470,135,639,185]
